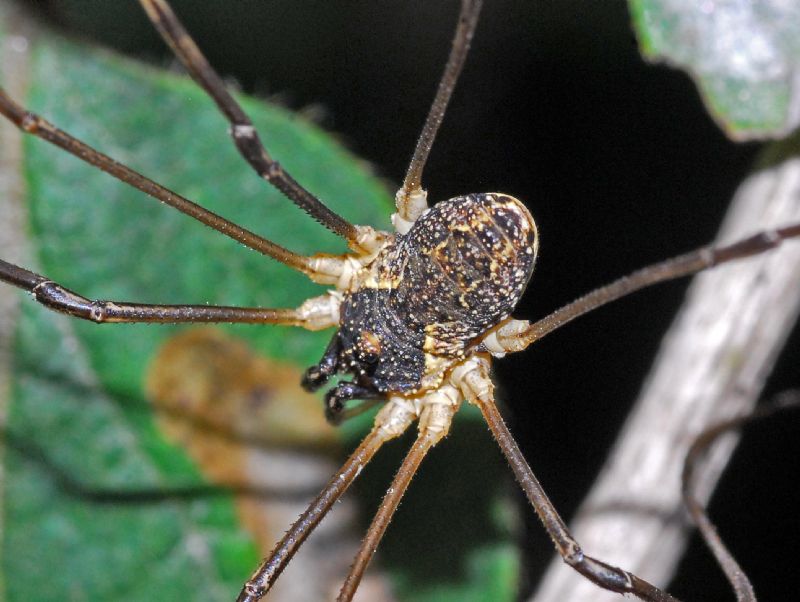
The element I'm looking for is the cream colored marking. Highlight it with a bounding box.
[423,329,466,356]
[491,194,539,256]
[352,224,387,254]
[334,257,364,290]
[417,384,461,441]
[450,356,492,404]
[305,255,347,285]
[480,330,506,357]
[485,318,531,354]
[392,187,428,234]
[375,395,421,438]
[308,233,395,293]
[419,352,456,391]
[295,292,341,330]
[359,275,396,290]
[422,334,440,354]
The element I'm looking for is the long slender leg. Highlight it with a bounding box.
[682,391,800,602]
[394,0,484,233]
[0,89,314,272]
[485,222,800,354]
[337,432,435,601]
[138,0,368,248]
[1,259,338,328]
[236,396,420,602]
[336,386,460,602]
[683,421,756,602]
[453,357,680,602]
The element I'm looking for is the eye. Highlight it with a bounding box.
[356,330,382,363]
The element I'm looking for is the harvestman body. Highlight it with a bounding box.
[1,1,799,601]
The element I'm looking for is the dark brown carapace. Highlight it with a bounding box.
[304,193,538,420]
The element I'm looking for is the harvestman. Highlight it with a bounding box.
[1,1,799,601]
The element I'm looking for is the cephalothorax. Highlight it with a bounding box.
[1,1,799,601]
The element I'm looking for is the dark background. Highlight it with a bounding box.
[20,1,800,600]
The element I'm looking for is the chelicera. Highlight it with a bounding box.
[1,1,798,601]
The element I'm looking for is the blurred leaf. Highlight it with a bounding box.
[629,0,800,140]
[0,5,518,602]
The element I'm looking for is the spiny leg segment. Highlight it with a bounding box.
[236,396,424,602]
[463,358,679,602]
[0,3,383,324]
[393,0,484,233]
[486,222,800,355]
[0,0,392,289]
[0,89,316,272]
[336,386,461,601]
[0,259,341,328]
[138,0,382,251]
[333,356,684,602]
[0,84,380,298]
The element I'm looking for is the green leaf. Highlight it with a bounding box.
[629,0,800,140]
[0,7,518,602]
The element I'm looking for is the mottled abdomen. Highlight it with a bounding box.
[390,193,538,356]
[336,193,537,394]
